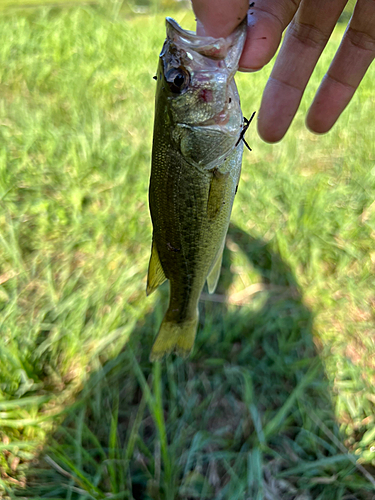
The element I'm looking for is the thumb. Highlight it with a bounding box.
[191,0,249,38]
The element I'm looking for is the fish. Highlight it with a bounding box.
[147,17,247,361]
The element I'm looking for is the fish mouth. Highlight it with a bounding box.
[165,17,246,66]
[166,18,229,59]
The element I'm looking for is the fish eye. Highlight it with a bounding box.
[165,68,189,94]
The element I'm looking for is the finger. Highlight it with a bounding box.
[306,0,375,134]
[257,0,348,143]
[191,0,249,38]
[239,0,301,71]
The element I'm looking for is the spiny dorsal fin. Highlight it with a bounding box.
[146,239,167,296]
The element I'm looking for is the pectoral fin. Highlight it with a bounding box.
[207,169,230,220]
[146,240,167,296]
[206,240,225,294]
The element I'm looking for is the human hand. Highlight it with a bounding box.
[191,0,375,143]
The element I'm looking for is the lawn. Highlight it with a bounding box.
[0,1,374,499]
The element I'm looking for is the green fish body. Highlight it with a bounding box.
[147,18,247,360]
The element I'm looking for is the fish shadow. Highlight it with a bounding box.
[26,225,373,500]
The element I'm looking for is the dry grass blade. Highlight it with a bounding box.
[0,270,18,285]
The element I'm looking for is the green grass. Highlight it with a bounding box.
[0,1,374,499]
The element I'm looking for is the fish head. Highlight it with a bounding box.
[155,17,247,168]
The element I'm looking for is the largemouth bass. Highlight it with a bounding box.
[147,17,247,361]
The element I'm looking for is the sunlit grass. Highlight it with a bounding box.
[0,1,374,499]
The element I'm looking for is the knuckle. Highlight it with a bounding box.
[254,0,300,31]
[326,73,356,92]
[289,21,329,49]
[347,27,375,52]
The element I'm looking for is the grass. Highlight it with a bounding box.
[0,1,374,499]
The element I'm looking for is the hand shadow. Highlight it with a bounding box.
[24,224,374,500]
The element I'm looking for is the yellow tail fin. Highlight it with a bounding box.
[150,315,199,361]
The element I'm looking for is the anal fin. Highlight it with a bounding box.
[146,240,167,296]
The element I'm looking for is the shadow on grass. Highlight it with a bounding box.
[22,225,374,500]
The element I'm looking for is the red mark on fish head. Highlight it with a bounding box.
[198,89,213,103]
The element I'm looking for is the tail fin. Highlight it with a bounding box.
[150,315,199,362]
